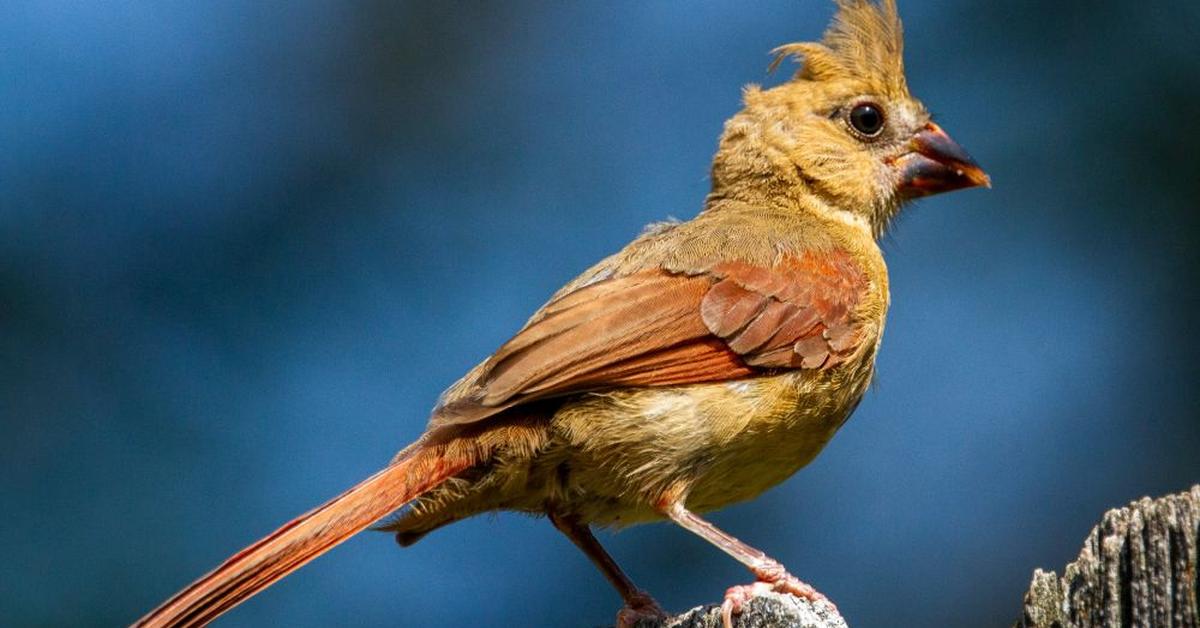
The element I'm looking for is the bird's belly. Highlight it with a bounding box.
[549,366,871,527]
[681,374,864,513]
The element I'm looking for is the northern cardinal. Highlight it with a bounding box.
[136,1,988,626]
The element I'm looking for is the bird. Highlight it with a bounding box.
[135,1,988,626]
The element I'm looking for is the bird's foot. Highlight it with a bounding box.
[719,564,835,628]
[615,591,667,628]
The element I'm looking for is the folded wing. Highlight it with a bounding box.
[432,249,868,427]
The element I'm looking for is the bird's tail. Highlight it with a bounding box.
[134,446,470,628]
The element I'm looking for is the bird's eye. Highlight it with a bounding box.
[848,102,885,138]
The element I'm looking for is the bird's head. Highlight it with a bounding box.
[709,0,989,236]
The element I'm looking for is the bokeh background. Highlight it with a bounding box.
[3,1,1198,626]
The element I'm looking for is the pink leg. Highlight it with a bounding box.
[548,511,666,628]
[660,501,835,628]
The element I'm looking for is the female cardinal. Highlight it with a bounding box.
[136,1,987,626]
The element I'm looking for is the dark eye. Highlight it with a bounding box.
[848,102,885,138]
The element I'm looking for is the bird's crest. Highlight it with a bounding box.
[770,0,906,97]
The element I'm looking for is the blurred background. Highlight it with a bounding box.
[3,1,1198,626]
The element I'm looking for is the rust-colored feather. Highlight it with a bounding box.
[701,280,768,338]
[705,250,867,369]
[482,272,712,404]
[134,448,471,628]
[432,249,868,428]
[562,337,759,391]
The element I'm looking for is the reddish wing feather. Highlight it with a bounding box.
[433,249,867,427]
[480,272,713,404]
[704,250,867,369]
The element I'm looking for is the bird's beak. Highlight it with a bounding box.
[893,122,990,198]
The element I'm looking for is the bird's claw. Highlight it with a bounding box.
[719,570,835,628]
[720,580,775,628]
[615,591,667,628]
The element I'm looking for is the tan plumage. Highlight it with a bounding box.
[135,2,988,626]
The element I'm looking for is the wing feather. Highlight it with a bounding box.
[432,249,868,428]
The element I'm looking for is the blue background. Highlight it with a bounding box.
[3,1,1198,626]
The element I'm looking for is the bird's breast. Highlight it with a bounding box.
[680,358,876,512]
[548,349,877,526]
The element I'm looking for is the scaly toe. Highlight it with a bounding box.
[770,575,838,615]
[720,581,776,628]
[615,593,667,628]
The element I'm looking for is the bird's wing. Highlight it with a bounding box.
[431,249,868,427]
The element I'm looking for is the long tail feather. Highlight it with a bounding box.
[134,448,468,628]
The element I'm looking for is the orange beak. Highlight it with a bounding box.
[894,122,990,198]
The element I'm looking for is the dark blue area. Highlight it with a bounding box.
[2,2,1197,626]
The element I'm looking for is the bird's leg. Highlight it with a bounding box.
[660,500,835,628]
[548,511,666,628]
